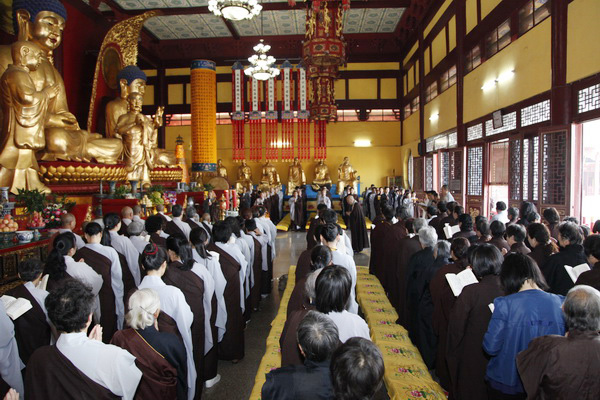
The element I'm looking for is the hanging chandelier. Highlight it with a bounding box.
[244,40,280,81]
[208,0,262,21]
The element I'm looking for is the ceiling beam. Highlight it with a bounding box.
[222,18,241,40]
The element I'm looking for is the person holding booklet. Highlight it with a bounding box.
[483,254,565,399]
[446,244,504,400]
[575,234,600,290]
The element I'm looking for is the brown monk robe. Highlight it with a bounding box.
[75,247,118,342]
[250,237,263,311]
[294,249,312,284]
[429,257,468,390]
[157,312,183,343]
[165,221,186,238]
[488,235,510,253]
[382,221,408,307]
[270,192,280,225]
[575,261,600,291]
[202,295,219,382]
[150,233,167,249]
[25,345,120,399]
[280,306,315,367]
[306,216,321,250]
[369,220,393,281]
[394,234,422,326]
[207,243,245,361]
[162,261,205,397]
[111,329,178,400]
[5,284,51,364]
[345,198,370,252]
[447,275,504,400]
[116,252,138,306]
[286,276,310,319]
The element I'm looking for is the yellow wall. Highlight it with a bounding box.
[424,0,452,38]
[466,0,478,34]
[481,0,501,19]
[402,112,420,144]
[448,16,456,52]
[165,121,402,187]
[380,78,397,99]
[424,85,457,138]
[349,79,378,99]
[463,18,552,123]
[399,141,420,188]
[404,42,418,67]
[567,0,600,83]
[431,30,446,69]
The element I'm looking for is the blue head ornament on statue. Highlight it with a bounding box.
[117,65,148,94]
[12,0,68,35]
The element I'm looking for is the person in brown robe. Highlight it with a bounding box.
[146,215,168,249]
[394,218,426,325]
[505,224,531,257]
[382,217,408,304]
[452,213,478,243]
[432,201,448,239]
[111,288,187,400]
[576,235,600,291]
[369,205,394,281]
[164,235,206,397]
[207,221,245,362]
[447,244,504,400]
[344,195,369,252]
[294,248,313,285]
[542,207,561,241]
[439,201,456,229]
[165,205,188,238]
[287,246,332,318]
[6,259,51,365]
[527,223,558,268]
[516,285,600,400]
[243,219,263,311]
[488,221,510,253]
[289,190,305,232]
[429,237,470,391]
[306,204,327,250]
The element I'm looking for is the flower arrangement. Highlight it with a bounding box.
[164,191,177,206]
[15,191,75,229]
[113,185,131,199]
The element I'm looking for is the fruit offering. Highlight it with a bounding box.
[28,211,45,228]
[0,215,18,232]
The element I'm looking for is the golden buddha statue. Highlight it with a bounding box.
[115,93,153,188]
[105,65,147,139]
[148,106,177,166]
[235,159,253,193]
[0,2,123,164]
[337,156,358,195]
[287,157,306,195]
[260,161,281,191]
[0,41,55,194]
[217,159,228,180]
[312,159,332,190]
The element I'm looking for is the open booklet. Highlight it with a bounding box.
[443,224,460,240]
[36,274,49,291]
[1,295,32,320]
[445,268,478,297]
[489,303,495,313]
[564,263,591,283]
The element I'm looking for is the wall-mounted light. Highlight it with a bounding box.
[429,112,439,122]
[354,139,372,147]
[482,69,515,90]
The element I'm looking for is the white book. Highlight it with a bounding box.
[37,274,49,291]
[445,268,479,297]
[1,295,32,320]
[564,263,591,283]
[489,303,495,313]
[443,223,460,240]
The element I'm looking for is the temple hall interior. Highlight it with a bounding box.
[1,0,600,399]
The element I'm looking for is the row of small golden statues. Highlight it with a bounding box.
[0,1,175,194]
[226,156,358,196]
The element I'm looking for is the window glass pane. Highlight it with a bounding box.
[472,46,481,69]
[404,104,411,119]
[440,71,449,92]
[519,1,534,35]
[485,30,498,58]
[497,20,511,50]
[534,0,551,24]
[448,65,457,86]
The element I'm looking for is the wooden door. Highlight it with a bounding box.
[466,144,487,217]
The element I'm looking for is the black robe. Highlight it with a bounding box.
[405,247,435,347]
[346,202,369,252]
[541,244,587,295]
[369,221,393,281]
[488,236,511,253]
[270,194,280,224]
[382,222,408,299]
[207,244,245,361]
[575,261,600,291]
[150,233,168,249]
[394,235,422,325]
[164,221,186,238]
[305,217,321,250]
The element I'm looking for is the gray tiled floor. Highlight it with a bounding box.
[202,231,374,400]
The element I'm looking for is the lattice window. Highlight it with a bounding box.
[448,131,458,148]
[542,131,568,205]
[523,139,530,200]
[413,157,424,191]
[521,100,550,127]
[532,136,539,201]
[467,147,483,196]
[440,151,450,187]
[434,135,449,151]
[425,156,434,191]
[450,150,463,193]
[578,83,600,114]
[485,111,517,136]
[510,139,522,200]
[467,123,483,141]
[426,138,435,153]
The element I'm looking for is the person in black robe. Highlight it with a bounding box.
[344,195,369,253]
[269,189,280,225]
[146,215,168,249]
[306,204,327,250]
[447,244,504,400]
[576,235,600,291]
[369,205,394,281]
[488,221,510,253]
[289,190,305,232]
[541,221,587,295]
[527,223,558,268]
[452,213,478,243]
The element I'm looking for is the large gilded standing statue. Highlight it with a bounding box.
[0,41,56,194]
[337,156,358,195]
[260,161,281,191]
[0,0,123,164]
[312,159,332,190]
[235,159,253,193]
[115,93,154,188]
[216,159,228,180]
[286,157,306,195]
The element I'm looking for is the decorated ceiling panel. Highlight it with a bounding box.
[343,8,404,34]
[112,0,289,9]
[145,14,232,39]
[231,10,306,37]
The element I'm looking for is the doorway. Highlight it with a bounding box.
[581,119,600,226]
[488,139,509,216]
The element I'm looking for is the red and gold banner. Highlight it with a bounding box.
[249,77,262,162]
[232,62,245,161]
[314,119,327,160]
[296,62,310,160]
[265,77,278,161]
[281,60,294,161]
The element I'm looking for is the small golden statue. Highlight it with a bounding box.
[235,159,253,193]
[0,1,123,164]
[0,41,55,194]
[312,159,332,190]
[260,161,281,192]
[337,156,358,195]
[115,92,154,189]
[287,157,306,195]
[105,65,147,139]
[217,159,228,180]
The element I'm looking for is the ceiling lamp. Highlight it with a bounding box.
[208,0,262,21]
[244,40,280,81]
